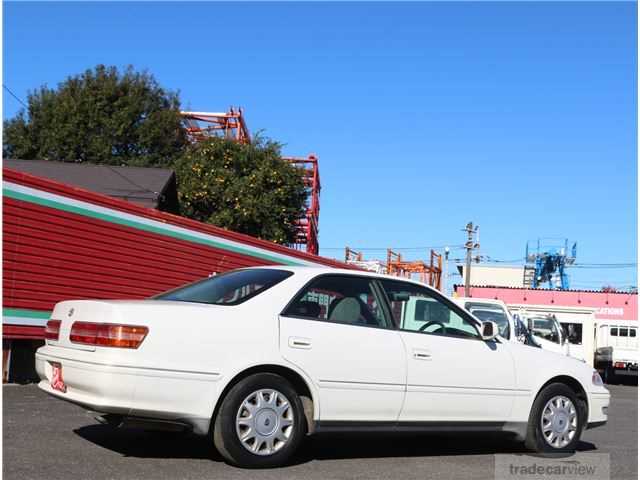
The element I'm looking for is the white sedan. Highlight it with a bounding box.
[36,267,609,467]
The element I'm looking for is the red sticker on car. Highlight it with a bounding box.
[50,363,67,393]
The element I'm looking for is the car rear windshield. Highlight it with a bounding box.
[154,269,293,306]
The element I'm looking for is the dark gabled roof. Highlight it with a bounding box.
[4,159,178,211]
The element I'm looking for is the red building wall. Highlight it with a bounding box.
[3,167,351,339]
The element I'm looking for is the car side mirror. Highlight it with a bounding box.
[481,321,499,341]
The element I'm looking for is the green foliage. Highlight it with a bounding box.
[175,137,307,244]
[3,65,309,245]
[3,65,187,166]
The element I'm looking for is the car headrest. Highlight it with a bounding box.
[328,297,361,324]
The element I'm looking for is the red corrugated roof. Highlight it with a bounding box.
[4,167,354,270]
[453,284,637,295]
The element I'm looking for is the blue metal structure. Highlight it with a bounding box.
[526,239,577,290]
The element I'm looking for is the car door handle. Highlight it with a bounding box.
[289,337,312,349]
[413,349,432,360]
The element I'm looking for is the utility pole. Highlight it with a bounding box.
[442,246,450,295]
[464,222,480,297]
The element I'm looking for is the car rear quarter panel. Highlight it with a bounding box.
[126,274,319,427]
[116,303,272,424]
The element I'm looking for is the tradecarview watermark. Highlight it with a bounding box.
[495,453,610,480]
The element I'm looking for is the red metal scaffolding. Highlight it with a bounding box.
[345,247,364,263]
[283,155,320,255]
[181,108,251,144]
[180,108,320,255]
[386,249,443,290]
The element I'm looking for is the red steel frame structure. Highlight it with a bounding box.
[181,108,251,144]
[387,249,443,290]
[344,247,364,263]
[180,108,321,255]
[283,155,320,255]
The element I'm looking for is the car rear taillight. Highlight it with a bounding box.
[44,320,61,341]
[70,322,148,349]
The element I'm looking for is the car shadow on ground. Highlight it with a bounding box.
[73,424,597,465]
[297,432,597,463]
[74,425,222,461]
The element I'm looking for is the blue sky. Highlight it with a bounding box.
[3,2,637,290]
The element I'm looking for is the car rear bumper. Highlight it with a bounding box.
[36,350,137,415]
[36,346,221,435]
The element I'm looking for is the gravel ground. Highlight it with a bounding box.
[3,383,637,480]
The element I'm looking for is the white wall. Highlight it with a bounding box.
[459,265,525,288]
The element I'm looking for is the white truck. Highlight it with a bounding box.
[471,301,637,383]
[452,297,568,354]
[508,304,638,382]
[593,320,638,383]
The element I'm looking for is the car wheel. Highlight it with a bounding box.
[213,373,306,468]
[525,383,585,454]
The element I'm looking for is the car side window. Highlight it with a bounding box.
[283,275,391,329]
[379,279,480,339]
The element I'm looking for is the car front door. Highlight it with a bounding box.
[279,274,406,422]
[380,279,517,423]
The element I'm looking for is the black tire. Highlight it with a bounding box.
[603,366,617,385]
[525,383,585,454]
[213,373,306,468]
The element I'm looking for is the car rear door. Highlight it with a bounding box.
[279,274,406,422]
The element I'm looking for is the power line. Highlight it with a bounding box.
[320,245,465,252]
[568,264,636,269]
[482,256,526,264]
[104,165,161,199]
[476,256,636,267]
[571,263,637,267]
[3,84,28,109]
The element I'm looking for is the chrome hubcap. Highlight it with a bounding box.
[541,395,578,448]
[235,389,294,456]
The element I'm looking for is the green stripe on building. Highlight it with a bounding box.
[3,308,51,319]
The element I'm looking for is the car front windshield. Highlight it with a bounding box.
[531,317,560,344]
[467,307,510,339]
[154,269,293,306]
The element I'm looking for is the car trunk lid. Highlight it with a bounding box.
[48,300,157,351]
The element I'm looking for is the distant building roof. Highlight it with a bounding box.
[4,159,179,212]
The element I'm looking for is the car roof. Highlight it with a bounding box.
[240,265,442,292]
[242,265,482,327]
